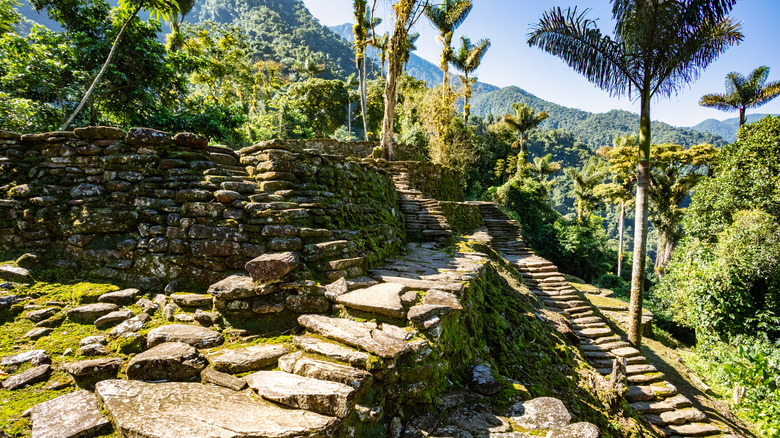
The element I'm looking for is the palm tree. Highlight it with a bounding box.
[450,35,490,124]
[528,1,742,346]
[401,32,420,72]
[699,66,780,127]
[595,135,639,278]
[565,158,608,223]
[61,0,180,130]
[167,0,194,51]
[528,153,561,195]
[424,0,472,95]
[502,102,548,152]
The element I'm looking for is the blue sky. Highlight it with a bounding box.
[302,0,780,128]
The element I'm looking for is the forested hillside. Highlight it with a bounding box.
[690,113,774,142]
[191,0,356,79]
[471,86,726,149]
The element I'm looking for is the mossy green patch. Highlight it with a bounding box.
[24,282,119,305]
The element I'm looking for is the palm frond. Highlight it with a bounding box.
[528,7,635,96]
[698,93,737,112]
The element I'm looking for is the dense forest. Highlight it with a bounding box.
[1,0,780,435]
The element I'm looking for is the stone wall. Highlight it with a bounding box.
[0,128,405,289]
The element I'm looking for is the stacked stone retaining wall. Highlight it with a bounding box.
[0,129,405,289]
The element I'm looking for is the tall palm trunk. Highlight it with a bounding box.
[61,3,143,130]
[442,31,452,96]
[360,58,369,140]
[628,89,651,347]
[617,200,625,277]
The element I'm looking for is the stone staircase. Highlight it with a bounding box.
[476,203,739,438]
[386,162,453,241]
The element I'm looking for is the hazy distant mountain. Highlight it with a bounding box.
[689,114,775,143]
[470,86,726,149]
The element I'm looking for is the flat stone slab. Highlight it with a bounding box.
[336,283,405,318]
[293,335,370,368]
[146,324,223,348]
[629,401,673,414]
[208,344,288,374]
[278,352,372,389]
[67,303,118,323]
[372,275,464,293]
[1,349,50,367]
[546,422,600,438]
[96,379,338,437]
[245,370,355,418]
[25,307,59,322]
[171,293,213,307]
[245,252,299,282]
[109,312,150,338]
[298,314,409,358]
[208,275,260,300]
[127,342,207,382]
[660,407,706,425]
[611,347,641,357]
[575,327,613,338]
[626,386,655,402]
[64,357,123,389]
[31,390,111,438]
[201,367,247,391]
[94,310,135,328]
[98,288,140,305]
[665,394,693,408]
[626,364,657,375]
[666,423,722,436]
[0,265,31,282]
[2,364,51,390]
[509,397,572,429]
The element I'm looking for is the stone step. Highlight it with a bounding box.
[245,370,355,418]
[293,335,370,368]
[666,423,722,437]
[629,401,673,415]
[298,314,409,359]
[279,352,372,390]
[95,380,338,436]
[335,283,406,318]
[628,372,665,385]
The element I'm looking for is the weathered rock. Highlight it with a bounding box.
[336,283,405,318]
[79,344,110,357]
[67,303,118,323]
[173,132,208,149]
[629,401,673,414]
[127,342,207,382]
[146,324,223,349]
[208,344,288,374]
[208,275,261,300]
[171,293,213,308]
[109,312,150,338]
[2,364,51,390]
[63,357,123,389]
[245,252,299,282]
[509,397,571,430]
[201,367,247,391]
[24,307,58,322]
[625,386,655,402]
[298,314,409,359]
[30,390,111,438]
[285,294,331,313]
[546,422,600,438]
[660,408,707,425]
[666,423,722,436]
[16,253,39,269]
[408,304,454,323]
[468,364,502,396]
[665,394,693,409]
[0,265,31,282]
[125,127,173,146]
[74,126,125,139]
[98,288,139,305]
[324,277,349,300]
[423,289,462,309]
[1,350,50,368]
[0,294,18,308]
[94,310,135,328]
[24,327,53,339]
[442,404,511,435]
[293,335,370,368]
[96,379,338,437]
[135,298,160,315]
[245,370,356,418]
[193,309,220,326]
[278,352,372,389]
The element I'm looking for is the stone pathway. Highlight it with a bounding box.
[386,161,453,241]
[474,202,739,438]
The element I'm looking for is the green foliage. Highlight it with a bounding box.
[194,0,355,80]
[287,78,348,137]
[0,0,20,34]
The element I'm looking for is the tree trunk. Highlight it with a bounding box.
[739,107,746,127]
[654,232,676,278]
[360,58,369,141]
[61,4,143,130]
[628,90,651,348]
[442,31,452,97]
[617,200,625,277]
[380,2,415,160]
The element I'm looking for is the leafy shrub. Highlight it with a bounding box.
[597,273,630,298]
